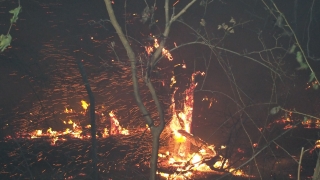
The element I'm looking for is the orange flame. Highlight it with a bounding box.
[109,111,129,135]
[81,100,89,110]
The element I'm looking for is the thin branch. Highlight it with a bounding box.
[265,0,319,84]
[104,0,153,126]
[217,121,301,180]
[150,0,197,67]
[306,0,315,57]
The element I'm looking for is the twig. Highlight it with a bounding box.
[13,139,34,179]
[216,121,301,180]
[297,147,304,180]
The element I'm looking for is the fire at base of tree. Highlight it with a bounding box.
[1,0,320,179]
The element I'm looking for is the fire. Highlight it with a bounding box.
[16,100,130,146]
[64,108,74,113]
[170,76,176,88]
[103,128,109,138]
[154,38,159,48]
[169,72,203,158]
[31,129,43,138]
[213,158,229,169]
[81,100,89,110]
[109,111,129,135]
[145,46,154,55]
[162,48,173,60]
[145,37,173,60]
[158,72,251,179]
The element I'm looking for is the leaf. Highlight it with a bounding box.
[110,41,115,48]
[229,17,236,25]
[9,6,21,23]
[200,0,206,6]
[303,116,308,122]
[0,34,12,52]
[200,19,206,26]
[295,51,308,70]
[313,83,319,90]
[227,27,234,33]
[275,15,283,28]
[296,62,308,70]
[296,51,303,63]
[270,106,281,115]
[222,23,228,30]
[289,44,296,54]
[309,72,315,83]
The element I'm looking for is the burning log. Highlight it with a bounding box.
[177,129,216,156]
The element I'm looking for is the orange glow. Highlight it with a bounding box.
[162,48,173,60]
[21,101,130,146]
[64,108,74,113]
[145,46,154,55]
[145,37,173,61]
[213,158,229,169]
[81,100,89,110]
[154,38,159,48]
[170,76,176,88]
[158,71,252,179]
[169,72,204,157]
[109,111,129,135]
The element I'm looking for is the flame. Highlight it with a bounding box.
[154,38,159,48]
[159,71,250,179]
[162,48,173,60]
[170,76,176,88]
[64,108,74,113]
[145,46,154,55]
[145,37,173,60]
[103,128,109,138]
[81,100,89,110]
[20,101,130,146]
[31,129,43,138]
[109,111,129,135]
[170,72,202,145]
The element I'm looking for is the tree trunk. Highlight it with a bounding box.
[150,128,162,180]
[77,60,98,180]
[103,1,197,179]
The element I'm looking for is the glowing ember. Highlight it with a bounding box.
[170,76,176,88]
[145,46,154,55]
[162,48,173,60]
[154,38,159,48]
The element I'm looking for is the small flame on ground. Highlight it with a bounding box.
[109,111,129,135]
[81,100,89,110]
[18,101,129,146]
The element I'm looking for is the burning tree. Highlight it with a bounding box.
[104,0,200,179]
